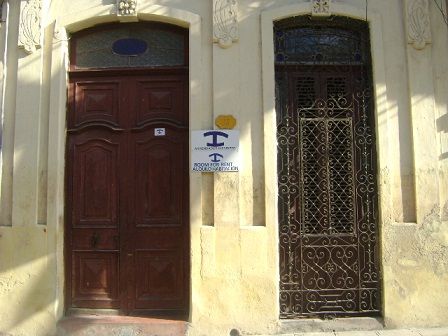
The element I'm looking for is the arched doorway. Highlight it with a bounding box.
[275,16,381,318]
[65,22,189,317]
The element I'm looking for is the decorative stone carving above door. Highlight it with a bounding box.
[117,0,137,16]
[117,0,137,21]
[311,0,332,17]
[213,0,238,49]
[18,0,42,54]
[405,0,431,50]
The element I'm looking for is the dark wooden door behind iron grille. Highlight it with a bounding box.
[66,73,189,316]
[277,65,381,318]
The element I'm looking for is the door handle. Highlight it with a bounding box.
[91,233,100,248]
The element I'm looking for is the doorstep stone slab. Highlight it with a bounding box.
[334,331,381,336]
[294,333,337,336]
[279,318,383,334]
[376,329,421,336]
[418,329,448,336]
[252,327,448,336]
[56,315,187,336]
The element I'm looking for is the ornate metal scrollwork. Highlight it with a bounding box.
[275,17,380,318]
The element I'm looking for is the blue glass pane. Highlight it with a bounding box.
[112,38,147,56]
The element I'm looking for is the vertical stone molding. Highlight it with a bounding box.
[404,0,439,223]
[18,0,42,54]
[311,0,332,17]
[117,0,137,16]
[213,0,238,49]
[405,0,431,50]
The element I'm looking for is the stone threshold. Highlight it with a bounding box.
[277,317,384,334]
[56,315,188,336]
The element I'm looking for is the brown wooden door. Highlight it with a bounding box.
[66,72,189,316]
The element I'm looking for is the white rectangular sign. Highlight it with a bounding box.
[154,128,166,136]
[191,130,239,172]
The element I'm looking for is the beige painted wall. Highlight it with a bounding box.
[0,0,446,335]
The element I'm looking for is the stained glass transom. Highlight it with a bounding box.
[274,16,369,65]
[72,24,186,69]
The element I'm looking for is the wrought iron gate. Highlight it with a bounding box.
[275,17,381,318]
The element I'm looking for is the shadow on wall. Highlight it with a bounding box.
[0,16,62,335]
[437,112,448,160]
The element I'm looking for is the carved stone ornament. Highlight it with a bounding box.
[405,0,431,50]
[311,0,332,17]
[213,0,239,49]
[117,0,137,16]
[18,0,42,54]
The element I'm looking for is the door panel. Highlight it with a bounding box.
[133,137,183,225]
[72,251,120,308]
[127,127,188,313]
[134,78,186,126]
[66,73,189,316]
[71,138,120,227]
[71,228,119,250]
[134,249,184,309]
[69,81,122,128]
[67,131,124,309]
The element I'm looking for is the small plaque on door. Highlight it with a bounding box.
[154,128,166,136]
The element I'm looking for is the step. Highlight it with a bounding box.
[56,315,188,336]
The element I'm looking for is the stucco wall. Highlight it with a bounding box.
[0,1,447,335]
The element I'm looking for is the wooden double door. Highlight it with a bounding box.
[65,71,189,316]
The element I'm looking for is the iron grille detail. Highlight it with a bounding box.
[276,17,381,319]
[300,116,355,235]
